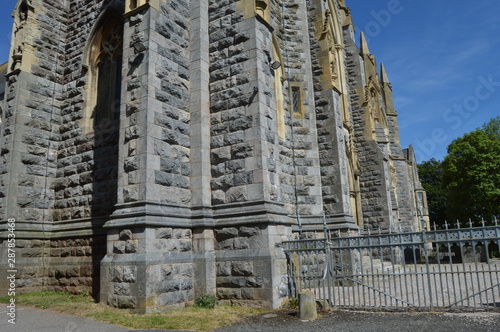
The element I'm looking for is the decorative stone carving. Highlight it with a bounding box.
[11,2,29,71]
[320,10,340,87]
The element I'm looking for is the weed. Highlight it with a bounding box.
[194,292,216,309]
[281,297,299,309]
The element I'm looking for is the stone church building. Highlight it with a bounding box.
[0,0,428,312]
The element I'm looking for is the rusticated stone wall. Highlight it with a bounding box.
[0,0,428,312]
[102,227,194,310]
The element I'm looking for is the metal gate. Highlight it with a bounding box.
[283,222,500,309]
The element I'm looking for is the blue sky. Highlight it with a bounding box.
[347,0,500,162]
[1,0,499,162]
[1,2,14,65]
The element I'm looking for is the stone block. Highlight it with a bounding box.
[246,277,264,288]
[216,277,246,288]
[174,229,192,239]
[123,266,137,283]
[239,226,261,237]
[156,228,173,239]
[113,242,126,254]
[119,229,133,240]
[233,238,249,249]
[114,283,131,296]
[241,288,255,300]
[231,262,253,277]
[215,228,238,240]
[299,290,317,320]
[217,262,231,277]
[117,296,137,309]
[226,186,247,202]
[179,240,192,252]
[217,288,240,300]
[110,267,123,283]
[125,240,138,253]
[66,267,80,278]
[217,239,234,250]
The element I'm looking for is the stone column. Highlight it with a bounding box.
[207,0,293,309]
[0,0,63,295]
[190,0,216,297]
[101,1,196,313]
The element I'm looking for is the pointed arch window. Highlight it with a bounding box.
[85,14,123,130]
[272,40,285,140]
[94,23,122,126]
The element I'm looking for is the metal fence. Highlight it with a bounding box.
[283,221,500,310]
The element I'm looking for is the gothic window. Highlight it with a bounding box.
[291,84,305,119]
[94,24,122,126]
[272,43,285,139]
[292,88,300,114]
[85,14,123,130]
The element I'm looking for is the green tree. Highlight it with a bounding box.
[417,158,447,226]
[442,117,500,223]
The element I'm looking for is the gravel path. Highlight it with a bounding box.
[1,303,499,331]
[214,309,500,332]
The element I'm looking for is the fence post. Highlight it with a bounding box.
[299,290,317,320]
[420,208,433,309]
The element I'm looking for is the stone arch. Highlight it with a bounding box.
[365,81,388,139]
[325,2,350,122]
[82,8,124,133]
[80,6,124,219]
[17,0,28,22]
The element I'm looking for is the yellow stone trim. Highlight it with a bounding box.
[273,41,286,140]
[236,0,256,19]
[236,0,272,24]
[124,0,160,17]
[255,0,271,23]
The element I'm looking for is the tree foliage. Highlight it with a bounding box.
[441,117,500,223]
[418,117,500,225]
[417,158,447,226]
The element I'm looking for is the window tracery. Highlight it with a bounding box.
[84,14,124,130]
[94,24,123,126]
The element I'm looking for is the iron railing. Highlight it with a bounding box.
[283,221,500,310]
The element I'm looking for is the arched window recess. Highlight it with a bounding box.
[82,10,124,132]
[271,35,286,140]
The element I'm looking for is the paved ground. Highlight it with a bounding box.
[0,303,128,332]
[1,303,499,332]
[215,309,500,332]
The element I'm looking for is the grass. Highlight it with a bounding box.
[0,292,271,331]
